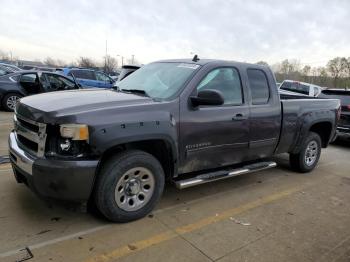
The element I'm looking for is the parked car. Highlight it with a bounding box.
[0,62,22,72]
[319,89,350,138]
[0,64,16,76]
[60,68,115,88]
[279,80,323,97]
[117,65,140,82]
[0,70,79,111]
[9,59,339,222]
[109,71,120,81]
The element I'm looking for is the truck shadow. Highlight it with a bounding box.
[330,137,350,148]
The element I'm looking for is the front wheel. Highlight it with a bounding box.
[289,132,321,173]
[2,93,22,111]
[94,150,165,222]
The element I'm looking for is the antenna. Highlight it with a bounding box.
[192,54,200,62]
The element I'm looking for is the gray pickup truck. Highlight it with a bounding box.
[9,59,340,222]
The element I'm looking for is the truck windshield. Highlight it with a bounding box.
[117,62,200,100]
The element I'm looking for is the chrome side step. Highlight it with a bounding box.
[175,161,277,189]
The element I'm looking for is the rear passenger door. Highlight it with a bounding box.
[246,68,281,159]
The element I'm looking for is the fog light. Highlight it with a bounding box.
[60,139,71,151]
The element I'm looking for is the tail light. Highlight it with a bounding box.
[341,105,350,112]
[337,106,341,121]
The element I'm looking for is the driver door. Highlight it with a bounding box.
[179,67,250,173]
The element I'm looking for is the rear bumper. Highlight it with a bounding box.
[337,126,350,137]
[9,132,98,202]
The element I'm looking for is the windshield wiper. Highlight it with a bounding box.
[120,89,149,97]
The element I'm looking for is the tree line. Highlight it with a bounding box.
[1,48,349,88]
[0,49,139,74]
[257,57,350,89]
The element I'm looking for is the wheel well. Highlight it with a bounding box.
[97,140,175,181]
[310,122,332,147]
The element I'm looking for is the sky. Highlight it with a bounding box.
[0,0,349,66]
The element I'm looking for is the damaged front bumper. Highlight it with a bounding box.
[9,132,98,202]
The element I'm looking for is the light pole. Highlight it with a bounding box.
[131,54,135,65]
[117,55,124,67]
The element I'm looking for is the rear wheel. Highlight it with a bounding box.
[289,132,321,173]
[94,150,165,222]
[2,93,22,111]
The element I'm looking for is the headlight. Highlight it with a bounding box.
[60,124,89,141]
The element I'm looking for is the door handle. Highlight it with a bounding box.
[232,113,247,121]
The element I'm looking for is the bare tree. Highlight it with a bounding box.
[302,65,311,82]
[103,55,118,73]
[44,57,57,67]
[256,61,269,66]
[77,57,97,68]
[0,49,10,61]
[342,57,350,88]
[327,57,345,88]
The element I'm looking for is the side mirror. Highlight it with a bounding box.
[190,89,224,107]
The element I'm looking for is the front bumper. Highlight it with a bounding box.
[9,132,99,202]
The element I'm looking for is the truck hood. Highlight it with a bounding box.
[16,89,154,123]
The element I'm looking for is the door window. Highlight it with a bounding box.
[69,70,95,80]
[197,68,243,105]
[247,69,270,104]
[19,73,40,94]
[45,74,76,90]
[95,72,111,82]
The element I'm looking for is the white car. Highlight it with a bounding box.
[279,80,323,97]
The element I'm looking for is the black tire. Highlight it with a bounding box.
[289,132,321,173]
[94,150,165,222]
[2,93,22,111]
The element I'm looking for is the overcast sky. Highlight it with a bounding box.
[0,0,349,66]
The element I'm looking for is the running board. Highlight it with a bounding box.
[175,161,277,189]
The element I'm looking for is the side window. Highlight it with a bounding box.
[20,73,37,83]
[96,72,111,82]
[247,69,270,105]
[45,74,75,90]
[197,68,243,105]
[70,70,95,80]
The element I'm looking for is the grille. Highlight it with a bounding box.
[14,114,47,157]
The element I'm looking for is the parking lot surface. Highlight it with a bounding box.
[0,111,350,262]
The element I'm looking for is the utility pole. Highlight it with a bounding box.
[105,40,107,70]
[117,55,124,68]
[131,54,135,65]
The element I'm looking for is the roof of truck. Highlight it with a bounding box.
[155,58,264,68]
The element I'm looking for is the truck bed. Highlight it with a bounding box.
[275,97,340,154]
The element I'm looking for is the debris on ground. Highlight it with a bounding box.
[16,246,34,261]
[36,229,52,235]
[50,217,61,222]
[128,244,137,250]
[181,207,190,212]
[229,217,251,226]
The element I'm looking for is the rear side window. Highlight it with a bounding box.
[247,69,270,104]
[69,70,95,80]
[280,82,310,95]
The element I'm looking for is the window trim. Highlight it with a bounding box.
[193,66,245,108]
[246,68,271,105]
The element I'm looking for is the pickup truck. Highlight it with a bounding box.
[9,59,340,222]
